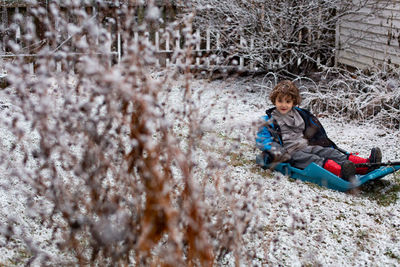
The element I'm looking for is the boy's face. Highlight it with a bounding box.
[274,94,294,115]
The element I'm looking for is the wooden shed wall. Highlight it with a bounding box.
[335,1,400,69]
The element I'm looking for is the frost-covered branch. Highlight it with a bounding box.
[0,1,275,265]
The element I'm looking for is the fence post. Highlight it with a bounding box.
[155,31,160,51]
[155,30,160,67]
[15,7,21,43]
[134,31,139,44]
[195,29,200,66]
[239,35,245,68]
[108,24,112,67]
[165,31,170,66]
[250,38,254,70]
[175,30,180,49]
[206,28,210,67]
[117,31,121,64]
[29,62,34,75]
[216,31,220,65]
[1,6,7,53]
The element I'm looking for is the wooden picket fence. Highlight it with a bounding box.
[0,28,263,75]
[0,3,266,75]
[127,28,261,71]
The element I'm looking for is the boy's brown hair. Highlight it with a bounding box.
[269,80,301,106]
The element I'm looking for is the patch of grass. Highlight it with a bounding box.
[335,213,346,221]
[6,248,32,266]
[385,248,400,262]
[360,174,400,206]
[249,165,273,177]
[331,232,342,244]
[356,229,369,240]
[263,225,275,233]
[229,151,277,180]
[199,131,276,180]
[229,152,253,167]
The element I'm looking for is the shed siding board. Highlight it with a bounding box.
[336,1,400,69]
[340,27,400,50]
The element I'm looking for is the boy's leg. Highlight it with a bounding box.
[293,146,355,180]
[348,147,382,174]
[323,159,356,181]
[290,147,325,169]
[312,146,383,174]
[290,146,347,168]
[310,146,348,164]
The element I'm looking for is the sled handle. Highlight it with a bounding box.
[354,161,400,168]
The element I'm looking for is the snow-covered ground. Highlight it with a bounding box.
[188,76,400,266]
[1,75,399,266]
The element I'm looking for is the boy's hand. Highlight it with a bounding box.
[279,152,292,162]
[270,146,291,163]
[274,151,291,163]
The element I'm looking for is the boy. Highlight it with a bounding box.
[256,80,382,181]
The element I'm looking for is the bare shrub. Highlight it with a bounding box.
[0,2,271,266]
[302,67,400,129]
[187,0,392,76]
[255,66,400,130]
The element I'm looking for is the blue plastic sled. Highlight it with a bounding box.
[256,155,400,192]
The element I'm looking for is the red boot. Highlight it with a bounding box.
[348,148,382,174]
[348,154,368,174]
[324,159,356,181]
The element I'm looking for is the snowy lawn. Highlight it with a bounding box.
[188,76,400,266]
[1,75,400,266]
